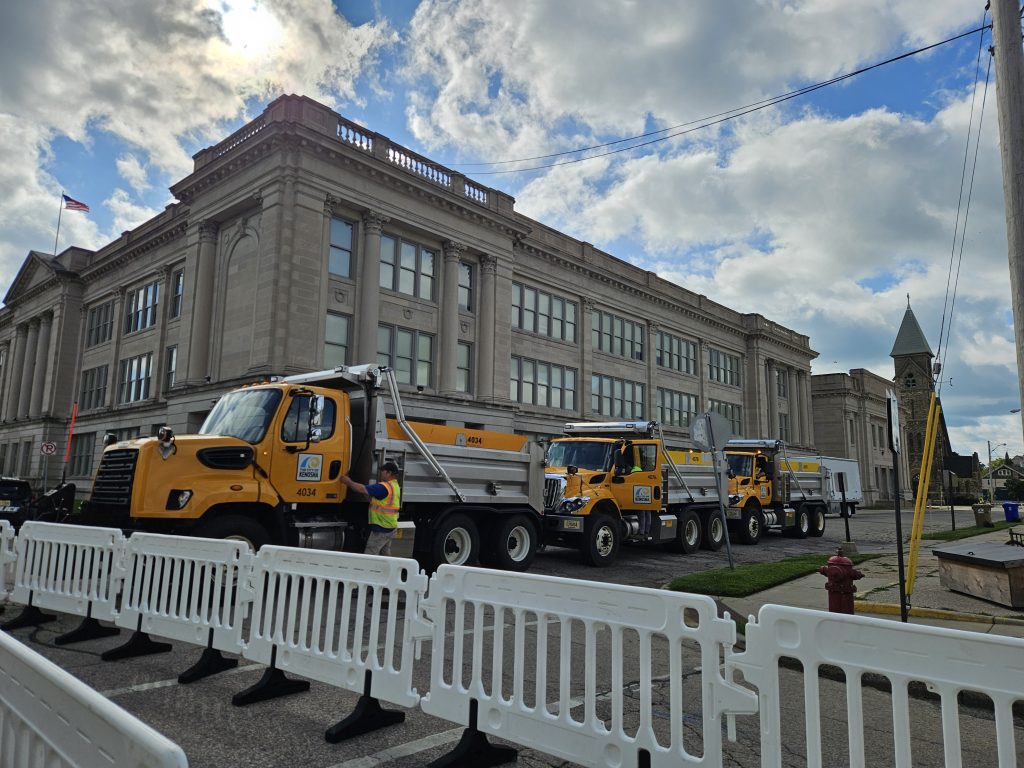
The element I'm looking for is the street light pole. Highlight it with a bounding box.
[988,440,1008,501]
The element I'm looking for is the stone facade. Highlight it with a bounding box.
[810,368,912,505]
[0,95,817,494]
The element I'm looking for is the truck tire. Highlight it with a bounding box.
[809,505,826,537]
[194,515,270,552]
[702,513,725,551]
[792,507,810,539]
[663,509,701,554]
[432,513,479,567]
[485,514,538,571]
[583,512,620,567]
[738,502,764,545]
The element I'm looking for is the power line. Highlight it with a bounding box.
[455,24,992,176]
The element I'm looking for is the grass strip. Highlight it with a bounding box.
[920,521,1019,542]
[667,552,880,598]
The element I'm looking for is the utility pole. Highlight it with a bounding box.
[991,0,1024,442]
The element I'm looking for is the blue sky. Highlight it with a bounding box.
[1,0,1021,463]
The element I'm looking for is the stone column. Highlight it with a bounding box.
[477,254,497,399]
[29,313,53,418]
[107,288,127,406]
[186,221,219,384]
[4,326,27,419]
[697,340,707,412]
[153,265,173,400]
[0,341,8,421]
[766,359,778,438]
[17,319,39,418]
[440,241,464,394]
[646,323,659,420]
[801,372,813,445]
[581,298,596,416]
[787,367,801,445]
[356,210,388,364]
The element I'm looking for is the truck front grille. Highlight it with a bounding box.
[543,477,563,511]
[90,449,138,518]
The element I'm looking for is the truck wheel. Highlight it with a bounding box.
[663,509,701,554]
[194,515,270,552]
[808,506,826,537]
[582,513,620,567]
[432,513,479,567]
[702,513,725,551]
[738,502,764,545]
[792,507,810,539]
[486,514,538,572]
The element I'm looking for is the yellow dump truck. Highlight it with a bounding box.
[542,423,827,566]
[80,365,544,571]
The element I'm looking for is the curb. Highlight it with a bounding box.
[855,601,1024,626]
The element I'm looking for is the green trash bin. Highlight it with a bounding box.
[1002,502,1020,522]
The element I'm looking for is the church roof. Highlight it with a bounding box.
[890,304,933,358]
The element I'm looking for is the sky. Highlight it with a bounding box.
[1,0,1022,465]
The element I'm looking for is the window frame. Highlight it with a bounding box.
[118,352,153,404]
[123,280,160,335]
[510,356,577,411]
[69,432,97,478]
[86,300,115,348]
[377,324,435,388]
[592,309,644,361]
[656,331,696,374]
[379,234,436,301]
[170,270,184,319]
[656,387,697,428]
[707,348,741,386]
[329,216,355,278]
[325,312,351,368]
[591,374,644,419]
[510,282,577,343]
[79,365,109,411]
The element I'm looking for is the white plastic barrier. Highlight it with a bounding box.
[115,533,253,652]
[9,521,123,621]
[728,604,1024,768]
[1,519,15,601]
[0,629,188,767]
[242,546,430,707]
[421,565,758,767]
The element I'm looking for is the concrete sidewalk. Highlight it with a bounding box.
[717,523,1024,639]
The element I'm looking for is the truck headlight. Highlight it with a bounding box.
[560,496,590,514]
[166,489,193,510]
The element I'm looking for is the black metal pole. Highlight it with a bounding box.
[839,472,851,543]
[949,472,955,531]
[892,452,908,623]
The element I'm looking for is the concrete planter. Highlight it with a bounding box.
[972,503,994,527]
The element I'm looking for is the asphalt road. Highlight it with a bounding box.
[5,506,1016,767]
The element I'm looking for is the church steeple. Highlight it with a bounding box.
[890,301,933,359]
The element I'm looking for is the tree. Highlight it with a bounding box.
[1005,477,1024,501]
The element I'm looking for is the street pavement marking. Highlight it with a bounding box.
[100,663,261,697]
[327,727,464,768]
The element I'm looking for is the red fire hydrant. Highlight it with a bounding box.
[818,550,863,614]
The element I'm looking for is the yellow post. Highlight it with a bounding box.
[907,395,940,593]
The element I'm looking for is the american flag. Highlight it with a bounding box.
[62,194,90,212]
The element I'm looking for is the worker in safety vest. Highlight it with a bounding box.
[339,460,402,556]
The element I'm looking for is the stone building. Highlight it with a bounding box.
[0,95,817,494]
[810,368,911,505]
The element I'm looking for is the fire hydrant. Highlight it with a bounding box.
[818,549,863,614]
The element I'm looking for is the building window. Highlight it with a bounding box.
[592,310,644,361]
[79,365,109,411]
[0,444,7,475]
[779,412,790,443]
[709,399,742,434]
[510,356,577,410]
[707,348,741,386]
[380,235,435,300]
[6,444,17,476]
[511,283,577,342]
[776,368,789,398]
[21,440,32,476]
[164,346,177,392]
[112,427,141,442]
[378,324,433,388]
[656,332,696,374]
[86,300,115,347]
[118,352,153,404]
[69,432,96,478]
[325,313,350,368]
[329,217,354,278]
[124,280,160,334]
[657,388,696,427]
[170,270,184,319]
[458,262,474,311]
[456,342,472,393]
[849,418,856,445]
[591,375,644,419]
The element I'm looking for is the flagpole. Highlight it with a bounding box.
[53,190,64,256]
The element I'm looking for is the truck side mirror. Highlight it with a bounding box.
[309,427,322,444]
[309,395,325,427]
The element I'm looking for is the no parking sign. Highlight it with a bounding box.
[40,442,57,456]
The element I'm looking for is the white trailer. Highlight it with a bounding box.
[792,455,863,516]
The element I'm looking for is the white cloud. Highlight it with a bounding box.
[105,189,162,237]
[116,155,150,194]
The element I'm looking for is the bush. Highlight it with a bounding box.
[1005,478,1024,500]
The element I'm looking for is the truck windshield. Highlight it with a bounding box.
[727,453,754,477]
[546,441,613,471]
[200,389,283,444]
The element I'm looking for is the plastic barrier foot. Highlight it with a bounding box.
[325,671,405,743]
[1,604,57,631]
[429,700,517,768]
[179,646,238,684]
[55,616,119,646]
[101,630,172,661]
[232,648,309,706]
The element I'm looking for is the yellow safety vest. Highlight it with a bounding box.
[368,480,400,529]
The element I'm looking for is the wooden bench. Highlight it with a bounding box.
[934,541,1024,608]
